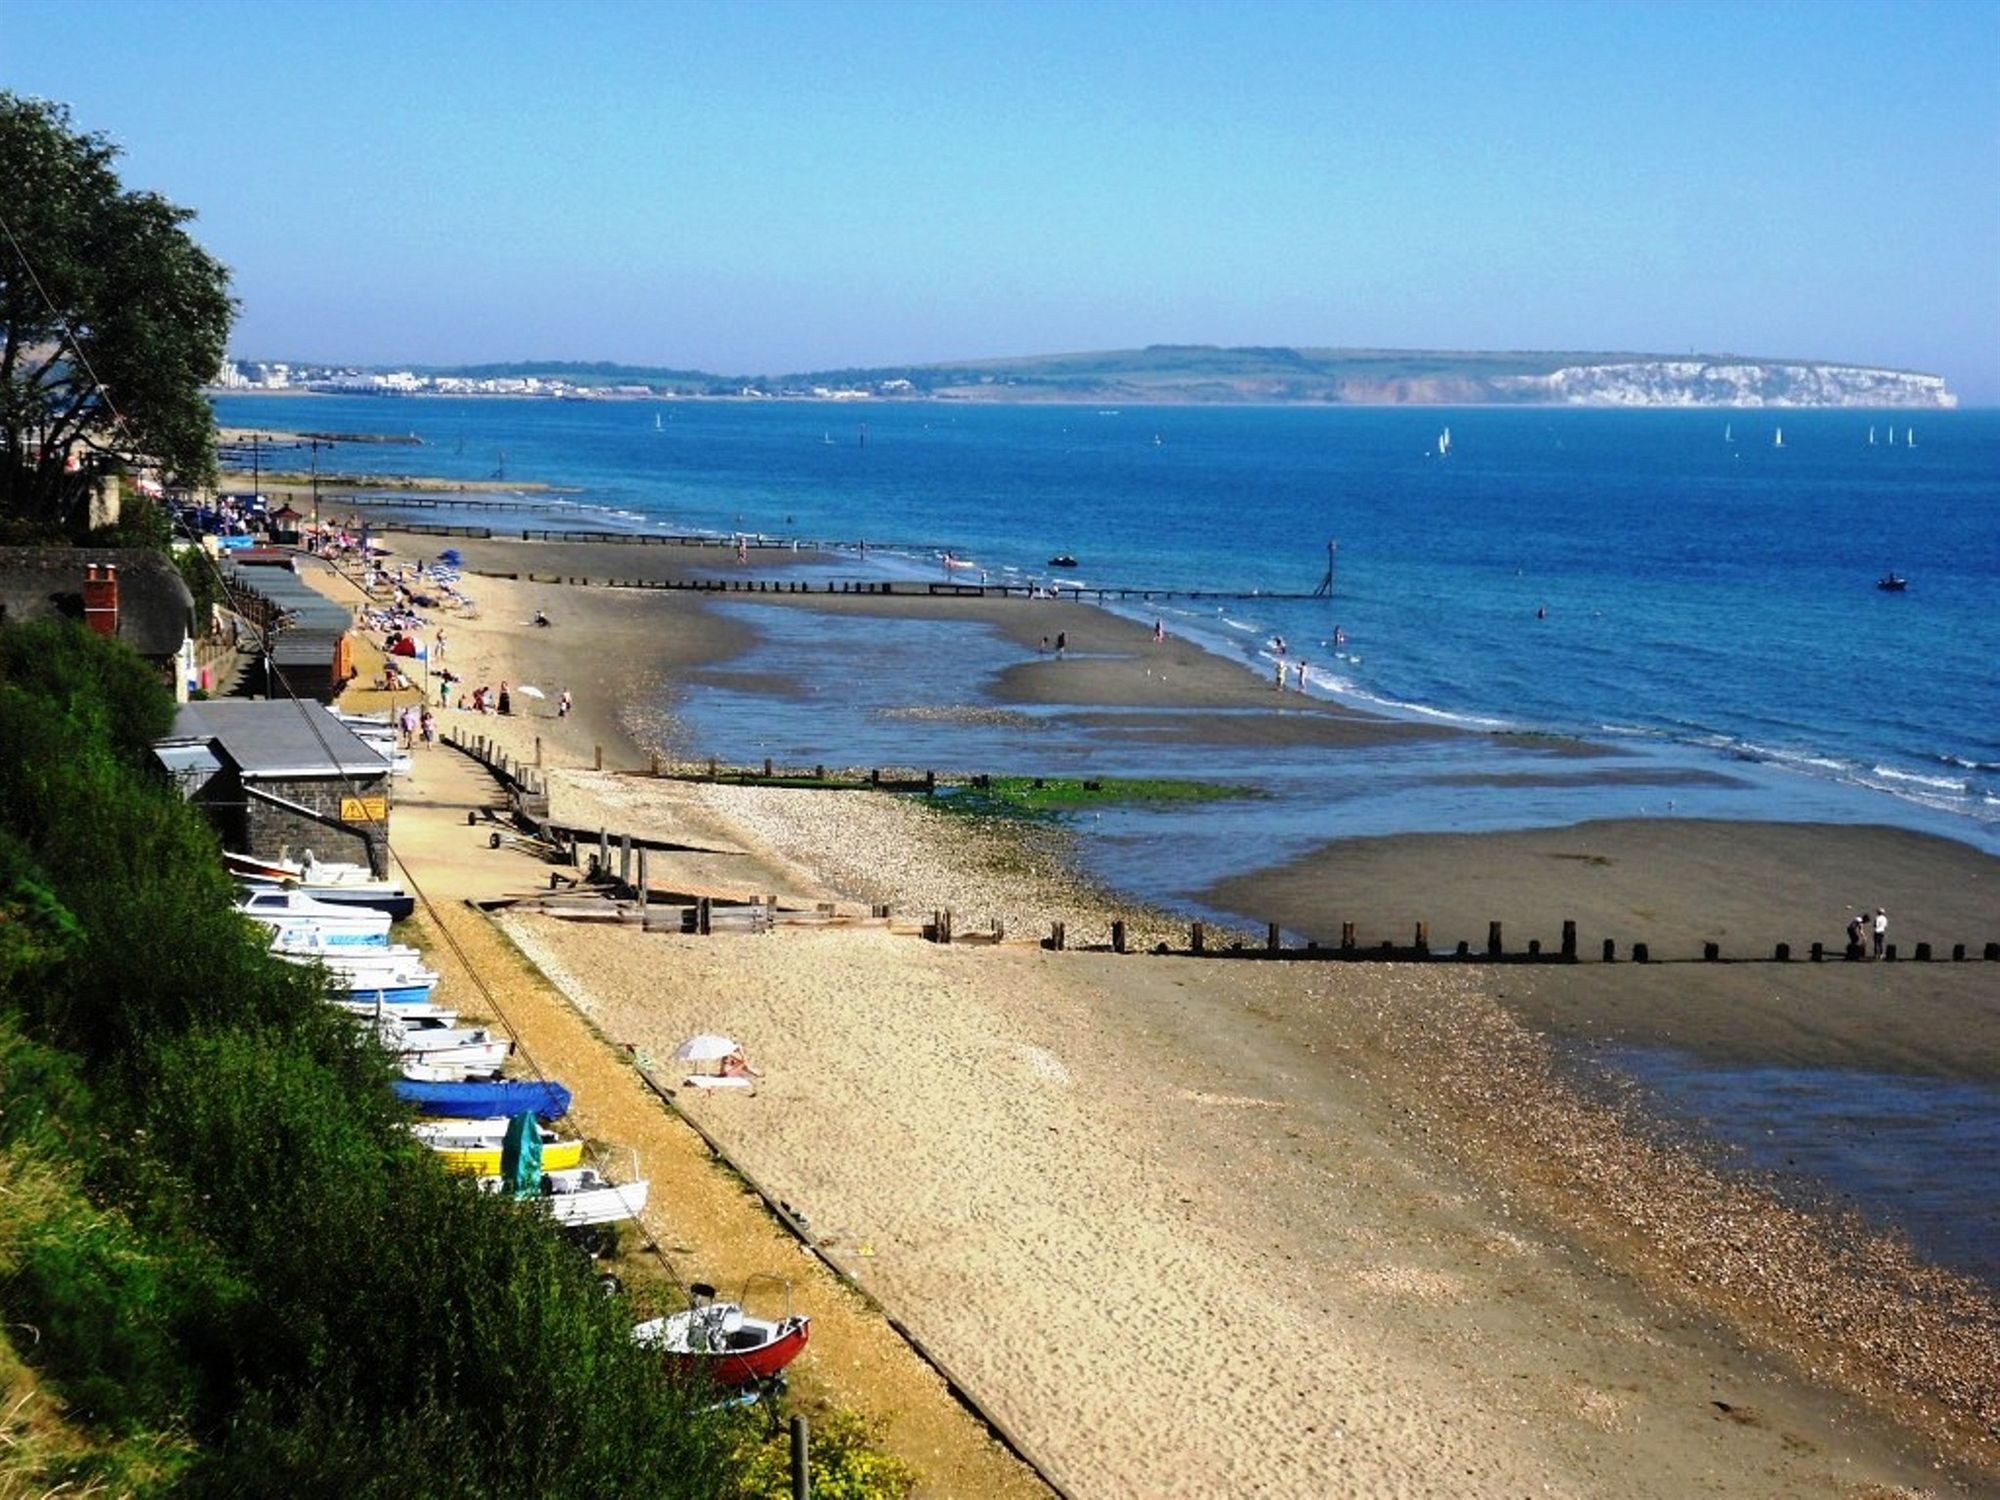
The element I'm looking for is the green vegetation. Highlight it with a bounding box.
[0,93,234,537]
[0,620,747,1496]
[929,774,1250,820]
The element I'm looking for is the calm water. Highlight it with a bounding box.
[217,394,2000,851]
[1594,1046,2000,1292]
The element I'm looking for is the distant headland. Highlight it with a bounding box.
[213,345,1957,408]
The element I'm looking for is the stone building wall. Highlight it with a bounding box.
[235,772,390,876]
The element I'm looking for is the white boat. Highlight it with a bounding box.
[655,413,664,431]
[237,888,390,945]
[1725,423,1733,442]
[631,1278,811,1387]
[1906,427,1914,447]
[411,1116,563,1150]
[398,1043,511,1078]
[1437,427,1452,458]
[335,999,457,1025]
[1888,426,1897,446]
[226,851,415,918]
[273,939,431,979]
[1773,427,1784,448]
[479,1168,650,1227]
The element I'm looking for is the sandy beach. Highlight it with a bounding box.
[328,532,2000,1495]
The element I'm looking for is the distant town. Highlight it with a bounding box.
[210,359,900,401]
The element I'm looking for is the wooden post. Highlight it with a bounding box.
[870,767,880,786]
[709,756,719,780]
[1487,921,1503,957]
[1811,941,1824,962]
[619,835,632,887]
[1952,943,1966,961]
[594,744,603,771]
[1456,939,1470,957]
[1340,921,1356,952]
[1112,920,1127,954]
[1702,941,1719,961]
[1527,938,1542,956]
[535,735,543,767]
[925,769,936,794]
[636,850,649,910]
[1190,921,1204,954]
[1633,942,1650,963]
[1048,921,1065,951]
[697,897,712,936]
[941,908,954,945]
[650,752,662,777]
[1602,938,1616,962]
[790,1413,809,1500]
[1885,942,1898,962]
[1561,920,1577,961]
[597,827,608,872]
[1774,942,1790,961]
[764,757,774,778]
[1414,920,1429,955]
[1914,941,1932,961]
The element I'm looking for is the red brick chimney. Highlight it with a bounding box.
[83,563,120,637]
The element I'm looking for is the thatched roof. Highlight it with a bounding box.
[0,546,196,660]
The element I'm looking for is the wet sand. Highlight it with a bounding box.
[1205,818,2000,1076]
[334,534,2000,1493]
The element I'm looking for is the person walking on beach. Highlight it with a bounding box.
[1873,907,1888,958]
[398,703,418,749]
[1153,618,1165,643]
[557,689,571,719]
[498,683,512,717]
[1055,631,1067,659]
[420,706,435,747]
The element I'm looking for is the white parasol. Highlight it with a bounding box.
[514,683,547,699]
[672,1034,740,1063]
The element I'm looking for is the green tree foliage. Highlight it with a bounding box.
[0,619,743,1496]
[0,94,234,534]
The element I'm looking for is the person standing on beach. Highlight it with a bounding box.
[498,683,512,717]
[1153,619,1165,643]
[558,689,571,719]
[434,628,446,660]
[1296,660,1309,692]
[1275,657,1286,691]
[1873,907,1888,958]
[1056,631,1067,658]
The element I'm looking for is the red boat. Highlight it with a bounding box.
[633,1277,810,1388]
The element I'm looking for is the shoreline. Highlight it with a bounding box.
[313,537,2000,1489]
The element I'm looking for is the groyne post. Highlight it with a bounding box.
[1190,921,1205,954]
[1561,920,1577,961]
[595,744,604,771]
[1602,938,1616,963]
[1340,921,1356,953]
[1915,942,1931,961]
[1112,920,1127,954]
[1703,942,1720,961]
[535,735,542,767]
[697,897,712,936]
[1487,921,1503,957]
[1047,922,1065,952]
[636,850,648,912]
[1633,942,1650,963]
[1775,942,1791,961]
[1266,923,1281,955]
[619,835,632,888]
[1414,921,1429,956]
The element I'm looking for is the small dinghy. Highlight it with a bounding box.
[1047,553,1079,569]
[632,1277,811,1388]
[480,1166,650,1227]
[236,887,391,946]
[1876,572,1908,592]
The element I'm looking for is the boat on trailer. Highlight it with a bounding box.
[632,1276,811,1387]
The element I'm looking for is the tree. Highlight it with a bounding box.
[0,93,234,534]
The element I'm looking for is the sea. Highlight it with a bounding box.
[217,393,2000,1291]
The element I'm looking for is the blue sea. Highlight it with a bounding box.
[217,395,2000,853]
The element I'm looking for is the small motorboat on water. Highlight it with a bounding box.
[1047,553,1079,569]
[1876,572,1908,592]
[632,1277,811,1388]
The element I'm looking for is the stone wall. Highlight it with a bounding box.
[236,773,390,876]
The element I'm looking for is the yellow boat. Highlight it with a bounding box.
[432,1136,584,1176]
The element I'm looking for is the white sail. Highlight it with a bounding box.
[1868,426,1876,445]
[1888,426,1896,445]
[1437,427,1452,457]
[1724,423,1733,442]
[1773,427,1784,448]
[1907,427,1915,447]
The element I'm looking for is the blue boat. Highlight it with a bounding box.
[339,978,439,1006]
[394,1078,572,1121]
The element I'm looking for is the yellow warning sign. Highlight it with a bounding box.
[341,797,388,823]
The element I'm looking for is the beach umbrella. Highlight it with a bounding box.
[515,683,547,699]
[672,1034,739,1063]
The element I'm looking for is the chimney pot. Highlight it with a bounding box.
[82,559,120,638]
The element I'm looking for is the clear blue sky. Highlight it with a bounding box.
[7,0,1997,398]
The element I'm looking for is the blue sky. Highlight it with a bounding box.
[7,0,1997,398]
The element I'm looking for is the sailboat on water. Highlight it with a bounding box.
[1724,422,1733,443]
[1888,425,1897,446]
[654,412,663,431]
[1906,427,1915,448]
[1773,427,1784,449]
[1437,427,1452,458]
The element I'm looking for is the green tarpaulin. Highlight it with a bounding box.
[499,1110,543,1199]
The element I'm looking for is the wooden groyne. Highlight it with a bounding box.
[444,737,1998,969]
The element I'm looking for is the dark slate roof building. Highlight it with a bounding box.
[224,560,356,702]
[0,547,197,696]
[159,700,393,875]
